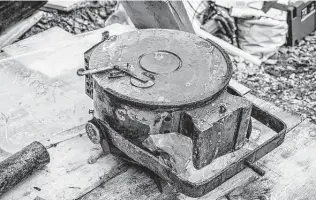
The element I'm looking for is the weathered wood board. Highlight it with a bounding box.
[229,79,251,95]
[0,25,130,153]
[121,1,195,33]
[80,168,166,200]
[226,119,316,200]
[3,26,90,77]
[44,0,85,12]
[0,52,92,153]
[0,128,126,200]
[0,11,44,50]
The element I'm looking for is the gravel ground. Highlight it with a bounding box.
[21,1,117,39]
[232,34,316,124]
[20,3,315,124]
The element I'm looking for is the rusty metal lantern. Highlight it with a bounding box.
[82,29,252,169]
[76,29,289,198]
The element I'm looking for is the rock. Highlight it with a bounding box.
[74,28,81,34]
[99,8,107,18]
[75,17,84,24]
[265,59,278,65]
[96,17,104,27]
[236,62,247,71]
[73,21,80,29]
[305,36,312,41]
[278,47,287,54]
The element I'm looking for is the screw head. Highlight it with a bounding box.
[219,105,227,113]
[77,68,85,76]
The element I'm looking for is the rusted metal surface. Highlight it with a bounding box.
[79,29,286,198]
[180,91,252,169]
[88,29,232,109]
[87,94,286,197]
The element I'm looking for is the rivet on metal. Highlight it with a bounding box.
[89,109,95,116]
[219,105,227,113]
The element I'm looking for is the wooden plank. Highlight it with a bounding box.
[3,26,85,77]
[229,79,251,95]
[0,52,92,153]
[0,24,135,154]
[3,26,74,55]
[121,1,194,33]
[1,131,127,200]
[226,120,316,200]
[44,0,85,12]
[178,119,310,200]
[0,24,143,200]
[192,20,262,66]
[41,124,86,148]
[80,168,166,200]
[0,1,45,34]
[0,11,44,50]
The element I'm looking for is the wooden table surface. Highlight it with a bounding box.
[0,24,314,200]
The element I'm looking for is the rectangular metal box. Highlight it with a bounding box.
[180,91,252,169]
[287,1,316,45]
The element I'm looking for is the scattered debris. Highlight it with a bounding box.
[20,1,116,39]
[68,186,81,189]
[232,32,316,123]
[33,187,41,191]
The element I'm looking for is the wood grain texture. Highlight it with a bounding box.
[0,1,46,34]
[0,11,44,50]
[121,0,194,33]
[0,27,96,153]
[226,120,316,200]
[44,0,84,12]
[229,79,251,95]
[0,142,49,196]
[80,167,167,200]
[1,132,127,200]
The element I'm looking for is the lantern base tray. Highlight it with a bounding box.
[91,88,286,198]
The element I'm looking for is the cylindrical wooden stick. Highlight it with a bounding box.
[0,141,50,196]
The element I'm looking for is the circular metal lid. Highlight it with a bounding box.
[89,29,232,108]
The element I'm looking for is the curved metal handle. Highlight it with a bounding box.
[77,65,114,76]
[77,63,155,88]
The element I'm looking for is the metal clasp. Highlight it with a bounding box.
[77,63,155,88]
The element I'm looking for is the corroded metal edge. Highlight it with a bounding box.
[89,29,233,110]
[95,86,287,198]
[172,103,287,197]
